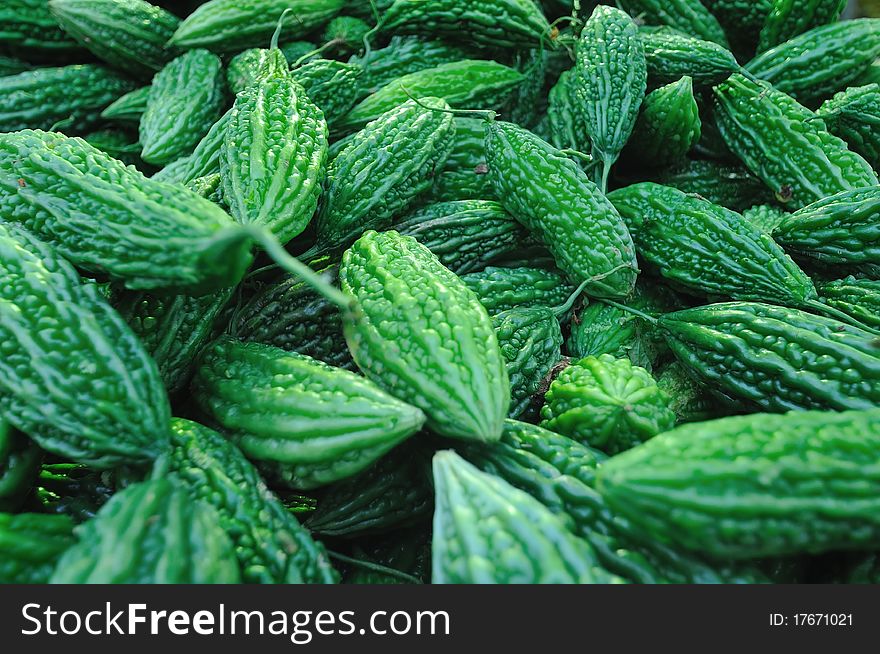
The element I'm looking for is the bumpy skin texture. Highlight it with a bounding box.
[153,109,230,185]
[231,265,353,370]
[0,224,170,468]
[465,419,770,583]
[292,60,362,127]
[714,74,878,210]
[460,266,574,315]
[163,419,338,584]
[0,55,33,76]
[700,0,772,54]
[626,77,700,166]
[0,423,41,512]
[547,69,591,153]
[817,277,880,329]
[305,441,432,538]
[431,117,493,201]
[339,60,524,132]
[493,307,564,420]
[226,47,290,95]
[658,302,880,412]
[573,5,647,177]
[395,200,527,275]
[48,0,180,78]
[654,158,774,211]
[50,479,241,583]
[773,187,880,276]
[656,362,722,424]
[0,64,136,133]
[0,0,85,57]
[84,128,144,168]
[639,29,740,86]
[598,408,880,559]
[0,513,75,584]
[486,121,638,298]
[340,231,510,443]
[818,84,880,170]
[380,0,552,49]
[101,85,150,123]
[757,0,848,52]
[169,0,344,52]
[618,0,729,46]
[140,49,225,165]
[114,288,234,395]
[0,130,253,293]
[746,20,880,104]
[540,355,675,454]
[608,183,816,305]
[222,74,327,245]
[315,98,455,252]
[742,203,789,234]
[192,338,425,489]
[432,451,613,584]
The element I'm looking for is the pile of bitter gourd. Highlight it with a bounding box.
[2,0,880,584]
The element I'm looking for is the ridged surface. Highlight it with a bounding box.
[192,338,425,489]
[541,355,676,454]
[340,60,524,132]
[626,77,701,165]
[572,5,647,172]
[50,479,241,583]
[292,59,361,126]
[597,408,880,558]
[340,230,509,442]
[315,98,455,251]
[153,109,230,185]
[222,74,327,244]
[140,49,225,165]
[639,29,740,86]
[747,19,880,103]
[164,418,338,584]
[547,69,591,153]
[0,129,253,293]
[100,85,149,122]
[773,186,880,275]
[225,47,289,95]
[714,74,878,209]
[654,158,774,211]
[432,451,612,584]
[608,182,816,304]
[0,0,84,56]
[170,0,344,51]
[656,361,722,423]
[49,0,180,78]
[817,83,880,170]
[741,203,789,234]
[0,64,135,133]
[0,223,170,467]
[0,513,75,584]
[758,0,848,52]
[431,117,493,201]
[395,200,527,275]
[460,265,575,314]
[0,423,41,512]
[620,0,728,45]
[817,276,880,329]
[486,121,638,298]
[659,302,880,411]
[0,55,33,76]
[700,0,772,53]
[380,0,552,49]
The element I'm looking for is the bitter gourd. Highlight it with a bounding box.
[225,46,290,96]
[49,0,180,78]
[618,0,729,47]
[0,55,33,77]
[653,158,774,211]
[546,69,591,154]
[82,128,146,169]
[0,129,254,293]
[0,64,136,133]
[0,422,41,512]
[758,0,848,52]
[656,361,723,424]
[486,120,639,298]
[291,60,362,127]
[598,407,880,559]
[432,451,614,584]
[639,29,740,86]
[340,230,509,442]
[100,85,149,123]
[152,109,230,185]
[624,77,701,166]
[1,0,85,59]
[192,337,426,489]
[700,0,772,55]
[162,418,338,584]
[460,265,575,315]
[816,277,880,330]
[140,49,225,165]
[51,479,241,583]
[741,203,790,234]
[714,73,878,209]
[0,223,170,467]
[817,84,880,170]
[0,513,75,584]
[431,117,493,202]
[34,463,115,524]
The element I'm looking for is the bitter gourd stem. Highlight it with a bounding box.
[327,551,424,585]
[600,157,613,194]
[602,299,660,325]
[270,9,292,51]
[552,280,590,318]
[399,88,497,121]
[244,227,352,310]
[804,299,880,337]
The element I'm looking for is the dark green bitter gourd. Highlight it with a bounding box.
[546,69,591,154]
[0,64,136,133]
[50,479,241,583]
[225,46,290,96]
[340,230,510,443]
[460,266,575,315]
[617,0,729,46]
[100,85,150,123]
[0,422,41,512]
[140,49,225,165]
[656,361,724,424]
[33,463,116,524]
[757,0,848,53]
[700,0,772,56]
[639,28,740,87]
[0,513,75,584]
[0,223,170,468]
[741,203,790,234]
[48,0,180,78]
[0,129,253,294]
[598,408,880,559]
[624,77,701,167]
[486,120,639,298]
[1,0,85,58]
[152,109,230,185]
[714,74,878,209]
[653,158,775,211]
[161,418,338,584]
[345,526,432,585]
[83,128,147,169]
[431,117,493,202]
[320,16,369,57]
[192,337,426,490]
[432,451,615,584]
[291,60,362,127]
[817,84,880,170]
[816,277,880,330]
[0,55,33,76]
